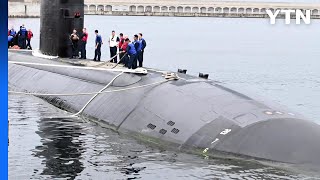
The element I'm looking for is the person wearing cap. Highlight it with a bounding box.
[138,33,147,67]
[108,30,120,63]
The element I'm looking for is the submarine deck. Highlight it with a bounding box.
[8,50,320,170]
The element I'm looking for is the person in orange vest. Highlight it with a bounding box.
[26,29,33,50]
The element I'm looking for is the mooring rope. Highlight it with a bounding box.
[15,78,171,120]
[72,72,124,116]
[111,52,127,69]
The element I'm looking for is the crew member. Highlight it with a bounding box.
[8,27,16,37]
[69,29,79,59]
[93,30,102,61]
[26,29,33,50]
[138,33,147,67]
[125,38,137,69]
[18,25,27,49]
[133,34,142,69]
[119,33,125,49]
[120,37,129,66]
[8,35,14,48]
[108,30,120,63]
[9,27,18,46]
[79,28,88,59]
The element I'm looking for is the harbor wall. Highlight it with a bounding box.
[8,1,320,19]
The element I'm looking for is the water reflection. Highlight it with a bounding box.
[34,117,85,179]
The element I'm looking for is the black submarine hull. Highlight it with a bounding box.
[8,51,320,169]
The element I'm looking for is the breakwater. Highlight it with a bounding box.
[8,0,320,19]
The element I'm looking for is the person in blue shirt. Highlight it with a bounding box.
[8,35,14,48]
[8,27,16,37]
[125,38,137,69]
[18,25,27,49]
[93,30,102,61]
[138,33,147,67]
[133,34,142,69]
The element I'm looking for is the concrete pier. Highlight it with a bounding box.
[8,0,320,18]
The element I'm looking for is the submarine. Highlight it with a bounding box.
[8,0,320,170]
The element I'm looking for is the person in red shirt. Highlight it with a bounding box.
[119,37,129,66]
[118,33,124,49]
[26,29,33,50]
[79,28,88,59]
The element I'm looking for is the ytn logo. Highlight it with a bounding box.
[266,9,311,24]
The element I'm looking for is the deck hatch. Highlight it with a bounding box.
[167,121,175,126]
[147,123,156,130]
[171,128,180,134]
[159,129,167,135]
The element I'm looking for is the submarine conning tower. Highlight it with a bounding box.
[40,0,84,57]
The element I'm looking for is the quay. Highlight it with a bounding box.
[8,0,320,18]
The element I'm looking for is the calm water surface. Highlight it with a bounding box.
[8,16,320,179]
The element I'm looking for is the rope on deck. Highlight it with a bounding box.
[73,72,124,116]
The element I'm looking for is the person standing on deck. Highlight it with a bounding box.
[125,38,137,69]
[26,29,33,50]
[108,30,120,63]
[69,29,80,59]
[79,28,88,59]
[138,33,147,67]
[93,30,103,61]
[18,25,27,49]
[119,33,125,49]
[133,34,142,69]
[120,38,129,66]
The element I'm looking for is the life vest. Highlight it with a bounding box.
[20,27,27,37]
[109,35,118,47]
[128,43,137,55]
